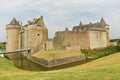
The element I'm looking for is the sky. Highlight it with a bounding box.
[0,0,120,42]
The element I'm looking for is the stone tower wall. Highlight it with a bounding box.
[105,25,110,46]
[88,30,108,49]
[20,26,48,53]
[6,25,21,51]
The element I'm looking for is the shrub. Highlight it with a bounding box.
[81,46,120,60]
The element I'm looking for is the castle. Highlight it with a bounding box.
[53,18,110,50]
[6,16,110,53]
[5,16,110,69]
[6,16,48,53]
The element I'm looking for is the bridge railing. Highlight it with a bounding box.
[0,49,31,57]
[0,49,30,54]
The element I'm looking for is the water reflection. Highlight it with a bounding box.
[0,49,3,53]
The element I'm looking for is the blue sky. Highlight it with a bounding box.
[0,0,120,42]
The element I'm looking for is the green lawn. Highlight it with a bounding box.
[33,50,82,60]
[0,42,6,49]
[0,52,120,80]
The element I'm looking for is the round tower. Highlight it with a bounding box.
[6,18,21,52]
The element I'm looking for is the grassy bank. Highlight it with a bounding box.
[0,42,6,49]
[81,46,120,60]
[33,50,82,60]
[0,52,120,80]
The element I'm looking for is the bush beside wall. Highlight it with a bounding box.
[81,46,120,60]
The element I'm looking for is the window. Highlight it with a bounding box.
[38,34,40,36]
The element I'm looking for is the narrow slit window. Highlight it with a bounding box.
[38,34,40,36]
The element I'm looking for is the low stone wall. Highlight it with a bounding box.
[66,46,81,51]
[110,41,118,46]
[29,54,86,67]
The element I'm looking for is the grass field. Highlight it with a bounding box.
[33,50,82,60]
[0,52,120,80]
[0,42,6,49]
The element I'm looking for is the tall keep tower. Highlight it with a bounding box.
[21,16,48,53]
[6,18,21,51]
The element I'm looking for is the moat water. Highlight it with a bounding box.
[0,49,88,71]
[0,49,4,57]
[0,50,3,52]
[0,49,3,53]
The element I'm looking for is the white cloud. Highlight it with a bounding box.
[0,0,120,42]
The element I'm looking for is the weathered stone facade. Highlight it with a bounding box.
[20,27,48,53]
[6,17,110,52]
[53,31,90,49]
[53,18,110,49]
[5,16,110,69]
[6,16,48,54]
[6,18,21,52]
[29,54,85,67]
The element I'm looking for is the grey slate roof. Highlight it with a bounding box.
[9,18,20,25]
[72,18,109,31]
[65,27,69,31]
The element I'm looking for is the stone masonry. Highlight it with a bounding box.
[5,16,110,68]
[53,17,110,49]
[6,17,110,52]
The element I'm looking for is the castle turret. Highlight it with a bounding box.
[65,27,69,31]
[100,17,110,46]
[6,18,21,51]
[79,21,83,26]
[100,17,106,24]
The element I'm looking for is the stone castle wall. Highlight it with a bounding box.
[6,17,110,52]
[5,17,110,70]
[46,39,54,50]
[53,31,90,49]
[20,26,48,53]
[6,25,21,52]
[88,30,108,49]
[53,29,109,49]
[110,41,118,46]
[29,54,85,67]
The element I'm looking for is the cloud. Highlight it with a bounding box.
[0,0,120,42]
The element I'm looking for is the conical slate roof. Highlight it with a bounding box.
[9,18,20,25]
[65,27,69,31]
[79,21,83,26]
[100,17,106,24]
[100,17,109,26]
